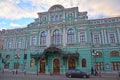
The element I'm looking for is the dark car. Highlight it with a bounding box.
[66,69,90,78]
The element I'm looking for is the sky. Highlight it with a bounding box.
[0,0,120,30]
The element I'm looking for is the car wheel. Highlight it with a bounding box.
[83,75,87,78]
[68,74,72,78]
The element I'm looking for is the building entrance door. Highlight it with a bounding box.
[68,58,76,70]
[39,59,46,73]
[53,58,60,74]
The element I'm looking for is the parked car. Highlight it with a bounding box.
[66,69,90,78]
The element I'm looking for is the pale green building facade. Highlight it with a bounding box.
[0,5,120,74]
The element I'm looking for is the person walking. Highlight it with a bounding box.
[91,67,94,75]
[95,69,98,76]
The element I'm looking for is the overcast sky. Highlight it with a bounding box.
[0,0,120,30]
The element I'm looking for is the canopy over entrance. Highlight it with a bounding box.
[30,47,79,59]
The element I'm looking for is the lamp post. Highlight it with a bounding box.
[92,49,99,76]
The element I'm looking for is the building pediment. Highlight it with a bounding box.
[48,4,64,12]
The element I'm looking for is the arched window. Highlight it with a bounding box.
[55,15,58,21]
[110,51,119,57]
[53,29,61,45]
[51,16,54,21]
[59,15,62,21]
[30,59,34,68]
[67,29,75,44]
[40,31,46,45]
[82,58,86,67]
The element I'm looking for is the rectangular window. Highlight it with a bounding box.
[31,36,36,45]
[93,34,100,44]
[8,42,12,49]
[80,32,85,42]
[18,41,22,48]
[109,33,116,43]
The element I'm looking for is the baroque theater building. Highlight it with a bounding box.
[0,4,120,74]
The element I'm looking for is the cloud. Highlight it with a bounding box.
[9,22,25,29]
[10,23,21,27]
[0,0,38,20]
[0,0,120,20]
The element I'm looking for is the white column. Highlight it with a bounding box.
[104,29,107,44]
[117,28,120,43]
[101,29,105,44]
[46,28,51,47]
[63,27,66,47]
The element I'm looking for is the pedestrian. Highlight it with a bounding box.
[16,69,18,74]
[95,69,98,76]
[91,67,94,75]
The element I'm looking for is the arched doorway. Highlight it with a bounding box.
[39,59,46,73]
[53,58,60,74]
[68,58,76,70]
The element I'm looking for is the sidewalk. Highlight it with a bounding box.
[91,72,119,78]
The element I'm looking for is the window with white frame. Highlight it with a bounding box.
[67,29,75,44]
[53,29,61,45]
[40,31,46,45]
[55,15,58,21]
[31,36,36,45]
[93,33,100,44]
[18,41,22,48]
[8,42,12,49]
[51,16,54,21]
[59,15,62,21]
[108,32,116,44]
[79,32,85,42]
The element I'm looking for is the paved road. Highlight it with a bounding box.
[0,71,119,80]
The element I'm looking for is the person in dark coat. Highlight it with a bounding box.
[95,69,98,76]
[91,67,94,75]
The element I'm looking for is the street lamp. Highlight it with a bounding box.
[92,49,99,75]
